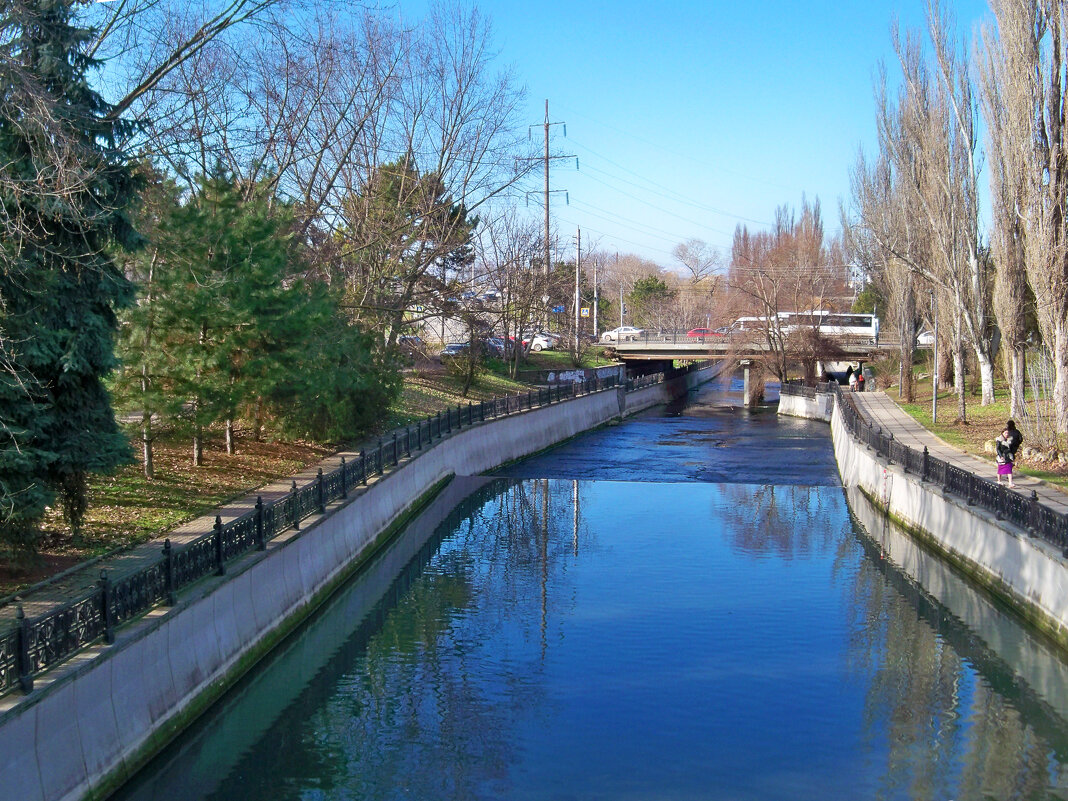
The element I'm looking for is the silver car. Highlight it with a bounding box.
[600,326,644,343]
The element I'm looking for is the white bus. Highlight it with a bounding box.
[732,312,879,343]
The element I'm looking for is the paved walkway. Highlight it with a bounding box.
[0,439,389,625]
[851,391,1068,515]
[7,388,1065,629]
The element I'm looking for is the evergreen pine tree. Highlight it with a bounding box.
[0,0,139,548]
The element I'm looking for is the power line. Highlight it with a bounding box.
[570,139,773,226]
[571,199,731,249]
[556,102,802,194]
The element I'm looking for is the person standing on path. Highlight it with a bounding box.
[995,422,1022,488]
[1006,419,1023,458]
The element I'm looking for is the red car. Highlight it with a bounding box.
[687,327,719,337]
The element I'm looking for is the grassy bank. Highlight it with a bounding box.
[880,369,1068,492]
[1,349,620,594]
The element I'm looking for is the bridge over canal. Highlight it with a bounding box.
[609,332,897,364]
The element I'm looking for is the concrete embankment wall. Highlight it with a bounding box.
[776,391,833,422]
[1,363,721,801]
[780,390,1068,651]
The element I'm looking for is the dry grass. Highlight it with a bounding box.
[0,432,332,595]
[0,363,554,595]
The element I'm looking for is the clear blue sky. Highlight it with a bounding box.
[468,0,992,267]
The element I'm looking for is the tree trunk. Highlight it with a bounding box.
[953,343,967,423]
[226,418,235,455]
[899,338,914,402]
[1008,345,1026,420]
[253,397,263,442]
[141,409,154,480]
[193,427,203,467]
[1054,326,1068,435]
[938,346,954,390]
[975,346,995,406]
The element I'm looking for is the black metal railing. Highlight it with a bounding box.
[0,364,709,697]
[782,380,1068,559]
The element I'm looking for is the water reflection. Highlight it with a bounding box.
[846,487,1068,799]
[112,413,1068,800]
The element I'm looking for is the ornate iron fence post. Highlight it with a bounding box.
[392,432,399,465]
[360,450,367,484]
[214,516,227,574]
[290,482,301,530]
[164,539,177,603]
[339,458,348,500]
[255,495,266,549]
[405,427,411,457]
[99,570,115,644]
[446,410,452,434]
[317,468,325,514]
[1030,490,1040,535]
[16,604,32,694]
[922,447,930,482]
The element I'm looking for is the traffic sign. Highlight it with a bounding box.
[551,305,565,313]
[580,307,590,317]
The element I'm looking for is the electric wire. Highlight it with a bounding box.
[556,102,801,193]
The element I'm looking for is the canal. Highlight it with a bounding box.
[112,381,1068,800]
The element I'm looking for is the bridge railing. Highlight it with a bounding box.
[781,380,1068,558]
[0,362,710,698]
[608,330,883,348]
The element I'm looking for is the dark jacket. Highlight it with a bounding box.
[996,438,1013,464]
[1007,428,1023,456]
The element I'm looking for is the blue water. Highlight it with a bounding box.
[111,385,1068,800]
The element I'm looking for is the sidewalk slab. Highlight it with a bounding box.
[850,391,1068,515]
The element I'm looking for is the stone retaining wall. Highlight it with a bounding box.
[1,363,721,801]
[779,389,1068,653]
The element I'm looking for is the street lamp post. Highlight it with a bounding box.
[931,290,938,424]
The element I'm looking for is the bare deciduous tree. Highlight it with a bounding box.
[850,4,995,420]
[982,0,1068,433]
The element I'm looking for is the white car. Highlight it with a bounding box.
[526,333,555,352]
[601,326,644,343]
[917,330,935,346]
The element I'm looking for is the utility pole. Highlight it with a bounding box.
[527,100,572,274]
[617,252,623,327]
[544,100,551,278]
[593,254,599,338]
[574,226,581,357]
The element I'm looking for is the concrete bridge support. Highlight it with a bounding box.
[741,359,753,407]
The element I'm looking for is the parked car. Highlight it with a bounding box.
[438,342,470,361]
[917,330,935,346]
[601,326,644,343]
[484,337,509,357]
[526,333,556,352]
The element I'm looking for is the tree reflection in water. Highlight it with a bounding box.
[845,494,1068,800]
[113,473,1068,801]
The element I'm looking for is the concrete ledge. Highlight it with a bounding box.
[1,364,723,801]
[778,390,833,422]
[829,399,1068,651]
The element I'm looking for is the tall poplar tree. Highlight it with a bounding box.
[0,0,139,548]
